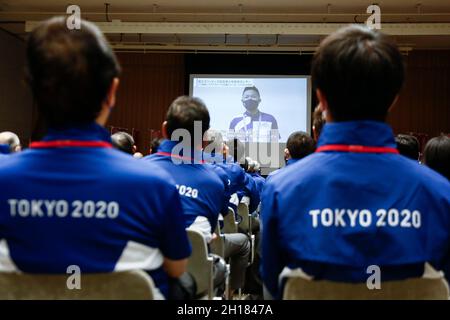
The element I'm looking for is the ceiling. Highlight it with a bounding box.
[1,0,450,52]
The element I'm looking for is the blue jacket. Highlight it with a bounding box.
[261,121,450,299]
[0,123,191,298]
[143,140,226,233]
[250,172,265,196]
[267,158,300,181]
[0,144,9,155]
[0,144,10,160]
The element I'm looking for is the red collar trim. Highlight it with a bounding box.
[156,151,205,163]
[316,144,399,154]
[30,140,112,149]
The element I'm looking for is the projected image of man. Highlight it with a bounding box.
[229,86,279,142]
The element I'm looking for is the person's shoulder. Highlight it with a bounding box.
[102,150,177,190]
[264,153,321,191]
[202,164,226,189]
[0,149,35,176]
[260,111,277,122]
[229,116,244,127]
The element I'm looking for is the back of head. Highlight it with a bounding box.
[311,25,404,122]
[150,138,163,154]
[423,135,450,180]
[0,131,21,153]
[26,17,121,128]
[111,132,135,155]
[204,129,224,152]
[286,131,316,159]
[165,96,210,147]
[395,134,420,161]
[246,157,260,174]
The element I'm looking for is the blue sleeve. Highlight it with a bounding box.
[211,165,232,215]
[243,173,261,213]
[159,184,192,260]
[229,117,239,130]
[270,115,278,130]
[261,182,284,299]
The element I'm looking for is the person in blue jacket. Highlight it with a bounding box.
[267,131,315,180]
[261,25,450,299]
[143,96,250,295]
[203,133,260,216]
[0,17,192,299]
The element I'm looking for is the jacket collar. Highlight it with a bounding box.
[317,121,396,148]
[157,139,204,162]
[43,122,112,143]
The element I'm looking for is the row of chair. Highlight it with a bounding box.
[0,264,448,299]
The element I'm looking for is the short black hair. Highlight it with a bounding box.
[286,131,316,159]
[150,138,163,154]
[311,25,404,122]
[165,96,210,146]
[26,17,121,128]
[111,132,134,154]
[423,135,450,180]
[242,86,260,97]
[395,134,420,160]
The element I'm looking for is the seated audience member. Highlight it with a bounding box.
[245,158,265,196]
[0,17,192,300]
[149,137,163,154]
[111,131,136,155]
[423,135,450,180]
[267,131,315,179]
[0,131,22,154]
[261,25,450,299]
[312,106,326,142]
[205,133,260,216]
[143,96,250,296]
[395,134,420,161]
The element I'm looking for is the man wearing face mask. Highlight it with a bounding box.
[229,86,279,142]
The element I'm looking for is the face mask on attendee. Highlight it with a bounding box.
[243,99,259,112]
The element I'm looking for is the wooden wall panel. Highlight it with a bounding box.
[388,50,450,146]
[107,53,185,154]
[107,50,449,155]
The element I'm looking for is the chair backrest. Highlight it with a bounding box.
[237,202,251,234]
[187,229,214,299]
[210,223,225,258]
[0,270,158,300]
[283,272,450,300]
[223,208,238,234]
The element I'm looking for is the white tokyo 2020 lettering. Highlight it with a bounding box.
[8,199,120,219]
[309,208,421,229]
[175,184,199,199]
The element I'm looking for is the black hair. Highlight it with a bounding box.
[311,24,404,122]
[423,135,450,180]
[26,17,121,128]
[150,138,163,154]
[111,132,134,154]
[165,96,210,147]
[286,131,316,159]
[395,134,420,160]
[242,86,260,98]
